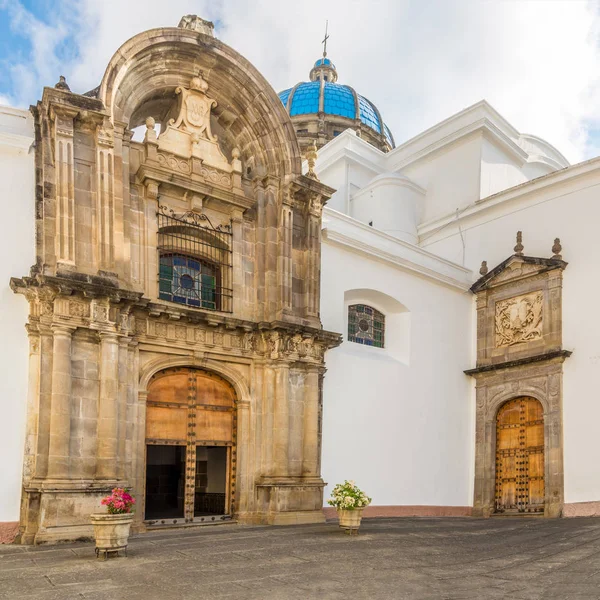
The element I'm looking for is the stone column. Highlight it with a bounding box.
[302,369,320,476]
[236,401,251,514]
[133,390,147,531]
[273,364,290,475]
[47,325,74,480]
[125,340,138,485]
[116,337,129,481]
[35,323,54,478]
[96,332,119,480]
[22,324,41,484]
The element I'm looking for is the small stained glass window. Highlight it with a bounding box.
[159,254,218,310]
[348,304,385,348]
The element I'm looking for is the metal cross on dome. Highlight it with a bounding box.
[322,20,329,57]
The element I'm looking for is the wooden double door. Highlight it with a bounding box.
[495,397,545,514]
[145,368,236,523]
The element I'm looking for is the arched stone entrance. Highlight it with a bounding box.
[144,367,236,524]
[495,397,544,514]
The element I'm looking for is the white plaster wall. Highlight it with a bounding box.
[401,133,483,225]
[422,169,600,505]
[480,137,528,199]
[0,107,35,522]
[350,175,422,244]
[320,241,474,508]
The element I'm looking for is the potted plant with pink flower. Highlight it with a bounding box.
[90,488,135,559]
[327,480,371,534]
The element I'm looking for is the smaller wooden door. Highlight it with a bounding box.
[495,397,544,514]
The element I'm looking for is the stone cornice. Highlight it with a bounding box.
[137,164,253,210]
[464,349,572,376]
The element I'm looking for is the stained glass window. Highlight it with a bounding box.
[159,254,218,310]
[157,207,233,312]
[348,304,385,348]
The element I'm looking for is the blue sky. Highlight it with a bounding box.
[2,0,600,162]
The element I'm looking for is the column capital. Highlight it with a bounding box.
[99,331,119,342]
[51,323,76,337]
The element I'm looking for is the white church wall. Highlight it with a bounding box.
[480,136,528,199]
[420,164,600,508]
[320,220,475,511]
[350,174,424,244]
[400,133,483,225]
[0,107,35,524]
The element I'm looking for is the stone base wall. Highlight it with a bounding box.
[323,505,473,519]
[563,501,600,517]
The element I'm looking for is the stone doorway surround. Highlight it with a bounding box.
[465,235,570,518]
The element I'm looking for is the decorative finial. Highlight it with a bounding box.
[54,75,71,91]
[144,116,157,143]
[552,237,562,260]
[514,231,524,256]
[306,141,319,180]
[322,20,329,57]
[479,261,488,276]
[189,72,209,93]
[178,15,215,37]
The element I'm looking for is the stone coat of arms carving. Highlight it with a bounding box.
[156,74,231,172]
[495,291,543,347]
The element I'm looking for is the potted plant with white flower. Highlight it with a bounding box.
[327,480,371,534]
[90,488,136,559]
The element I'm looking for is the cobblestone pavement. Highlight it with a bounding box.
[2,517,600,599]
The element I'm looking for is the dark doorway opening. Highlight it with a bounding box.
[145,445,186,520]
[194,446,228,516]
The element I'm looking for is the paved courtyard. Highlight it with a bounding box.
[2,517,600,599]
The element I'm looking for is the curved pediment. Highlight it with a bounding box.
[98,26,301,181]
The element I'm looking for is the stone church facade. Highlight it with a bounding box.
[10,17,339,544]
[3,14,600,546]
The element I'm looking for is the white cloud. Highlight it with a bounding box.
[2,0,600,161]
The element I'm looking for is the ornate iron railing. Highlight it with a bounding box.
[157,206,233,312]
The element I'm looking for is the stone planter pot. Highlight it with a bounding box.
[90,513,133,559]
[337,508,364,534]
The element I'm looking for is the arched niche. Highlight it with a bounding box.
[343,288,410,364]
[98,27,301,181]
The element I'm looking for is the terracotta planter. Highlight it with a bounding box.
[337,508,364,534]
[90,513,133,559]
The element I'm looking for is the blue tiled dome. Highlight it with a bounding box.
[278,56,395,150]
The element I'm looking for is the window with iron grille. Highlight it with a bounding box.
[157,206,233,312]
[348,304,385,348]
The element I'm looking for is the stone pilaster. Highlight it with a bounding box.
[273,363,290,474]
[52,107,78,266]
[117,337,129,480]
[302,368,320,476]
[305,195,322,318]
[279,197,293,312]
[47,325,74,480]
[96,332,119,480]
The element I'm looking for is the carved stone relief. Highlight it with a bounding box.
[495,291,543,347]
